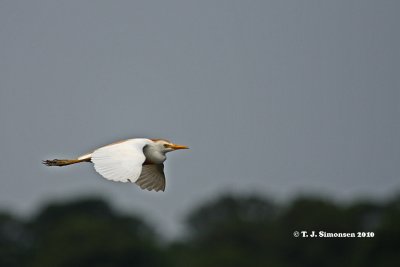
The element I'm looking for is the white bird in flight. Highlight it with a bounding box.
[43,138,189,192]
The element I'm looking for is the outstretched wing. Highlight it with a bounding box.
[91,139,151,183]
[135,164,166,192]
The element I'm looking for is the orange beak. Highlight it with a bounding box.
[169,143,189,150]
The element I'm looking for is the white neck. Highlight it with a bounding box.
[143,143,166,164]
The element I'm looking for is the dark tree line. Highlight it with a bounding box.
[0,193,399,267]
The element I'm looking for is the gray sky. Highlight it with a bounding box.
[0,0,399,238]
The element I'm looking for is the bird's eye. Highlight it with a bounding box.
[163,144,169,148]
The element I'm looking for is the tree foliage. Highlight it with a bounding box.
[0,194,399,267]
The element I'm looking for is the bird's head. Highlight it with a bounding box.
[151,139,189,153]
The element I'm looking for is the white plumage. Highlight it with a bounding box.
[43,138,188,192]
[91,139,151,183]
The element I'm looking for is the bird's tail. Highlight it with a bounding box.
[43,158,91,167]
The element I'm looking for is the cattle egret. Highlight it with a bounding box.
[43,138,188,192]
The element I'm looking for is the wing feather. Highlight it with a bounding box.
[91,139,151,183]
[135,164,165,192]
